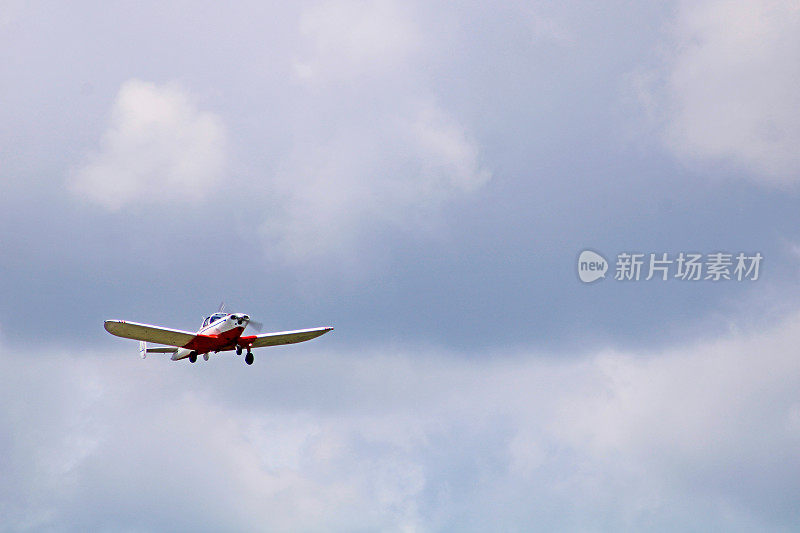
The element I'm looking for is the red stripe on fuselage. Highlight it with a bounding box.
[183,326,244,353]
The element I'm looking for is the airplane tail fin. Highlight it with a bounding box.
[139,341,147,359]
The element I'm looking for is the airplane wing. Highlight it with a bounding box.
[104,320,196,347]
[243,326,334,349]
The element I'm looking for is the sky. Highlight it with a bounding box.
[1,0,800,530]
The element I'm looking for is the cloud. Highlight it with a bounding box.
[265,103,490,262]
[292,0,421,81]
[3,313,800,530]
[260,1,491,263]
[526,8,574,47]
[640,0,800,185]
[69,79,227,210]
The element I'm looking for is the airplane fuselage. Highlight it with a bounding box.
[172,312,250,361]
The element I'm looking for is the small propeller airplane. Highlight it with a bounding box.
[104,304,332,365]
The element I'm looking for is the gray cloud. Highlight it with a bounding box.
[3,313,800,530]
[2,1,800,353]
[2,4,800,529]
[258,0,491,263]
[264,102,490,263]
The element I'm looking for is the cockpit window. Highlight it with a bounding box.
[202,313,227,328]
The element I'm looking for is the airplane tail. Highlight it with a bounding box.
[139,341,147,359]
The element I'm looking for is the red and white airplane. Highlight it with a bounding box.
[104,306,332,365]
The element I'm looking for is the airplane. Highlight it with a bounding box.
[104,305,332,365]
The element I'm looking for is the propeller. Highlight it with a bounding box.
[220,303,263,332]
[228,311,264,332]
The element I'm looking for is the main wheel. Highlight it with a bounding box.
[245,352,254,365]
[189,353,197,363]
[236,346,243,356]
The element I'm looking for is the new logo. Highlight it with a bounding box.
[578,250,608,283]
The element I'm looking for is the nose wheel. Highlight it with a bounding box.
[245,351,254,365]
[189,352,197,363]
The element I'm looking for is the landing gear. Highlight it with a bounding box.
[245,351,254,365]
[189,352,197,363]
[236,345,243,356]
[202,353,209,361]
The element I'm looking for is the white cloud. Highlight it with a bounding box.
[69,79,227,210]
[643,0,800,185]
[3,313,800,530]
[292,0,421,81]
[260,1,491,263]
